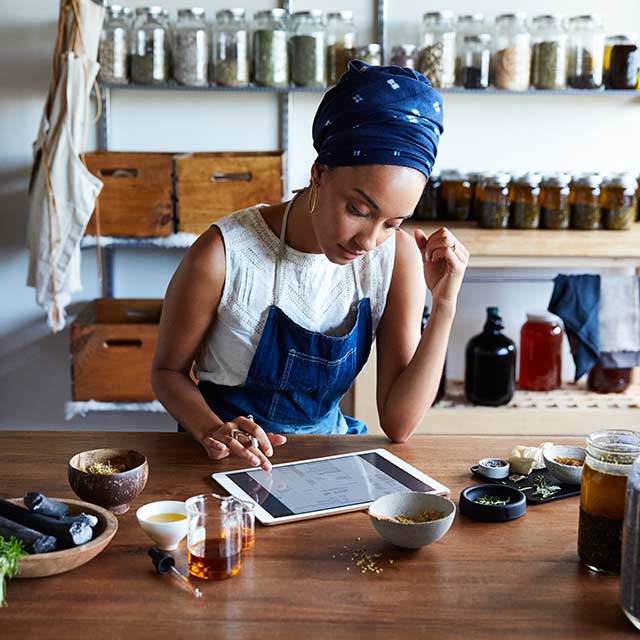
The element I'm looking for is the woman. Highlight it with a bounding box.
[151,61,469,472]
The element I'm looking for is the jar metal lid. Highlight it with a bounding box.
[424,10,455,21]
[496,12,527,23]
[603,172,638,188]
[216,8,246,20]
[177,8,206,19]
[484,172,511,186]
[512,172,542,186]
[457,13,484,24]
[327,11,354,21]
[572,173,603,187]
[360,43,381,54]
[441,169,468,181]
[255,8,287,20]
[532,14,565,22]
[292,9,324,19]
[542,172,571,186]
[393,44,417,53]
[526,310,560,324]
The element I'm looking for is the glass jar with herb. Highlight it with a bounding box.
[604,35,628,86]
[357,44,382,66]
[252,8,289,88]
[460,34,491,89]
[98,5,130,84]
[326,11,356,85]
[130,6,171,84]
[212,9,249,87]
[567,15,605,89]
[540,173,571,229]
[570,173,602,229]
[413,171,440,220]
[418,11,456,89]
[290,10,326,87]
[467,171,489,220]
[390,44,417,69]
[509,173,541,229]
[578,430,640,574]
[601,173,638,230]
[476,172,511,228]
[439,170,472,221]
[621,455,640,629]
[455,13,485,86]
[493,13,531,91]
[607,34,639,90]
[172,8,209,87]
[530,14,567,90]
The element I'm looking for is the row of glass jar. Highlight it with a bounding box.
[392,12,639,91]
[414,170,640,231]
[98,6,371,88]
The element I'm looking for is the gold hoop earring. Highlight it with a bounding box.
[308,183,318,214]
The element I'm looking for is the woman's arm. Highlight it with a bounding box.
[374,227,468,442]
[151,227,284,470]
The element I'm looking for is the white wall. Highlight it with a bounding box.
[0,0,639,430]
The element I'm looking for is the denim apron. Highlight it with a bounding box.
[198,196,373,434]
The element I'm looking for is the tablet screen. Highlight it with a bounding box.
[223,451,438,518]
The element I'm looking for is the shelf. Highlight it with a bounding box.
[65,400,167,420]
[406,221,640,268]
[81,234,197,250]
[99,81,640,97]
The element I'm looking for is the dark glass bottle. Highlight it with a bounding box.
[422,307,446,404]
[465,307,516,406]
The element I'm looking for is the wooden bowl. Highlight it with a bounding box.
[9,498,118,579]
[68,448,149,514]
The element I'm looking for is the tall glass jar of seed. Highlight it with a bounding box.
[460,34,492,89]
[540,173,571,229]
[439,170,472,221]
[390,44,417,69]
[290,10,326,87]
[413,171,441,220]
[530,14,567,90]
[212,9,249,87]
[509,173,541,228]
[326,11,356,85]
[493,13,531,91]
[601,173,638,230]
[567,15,605,89]
[252,8,289,88]
[455,13,485,86]
[607,34,639,90]
[98,5,130,84]
[172,8,209,87]
[579,430,640,575]
[476,172,511,228]
[130,7,171,84]
[418,11,456,88]
[570,173,602,229]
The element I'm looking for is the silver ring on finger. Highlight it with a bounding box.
[230,428,258,450]
[451,242,456,253]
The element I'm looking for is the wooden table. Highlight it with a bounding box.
[0,431,634,639]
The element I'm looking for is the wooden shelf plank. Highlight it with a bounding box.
[406,221,640,262]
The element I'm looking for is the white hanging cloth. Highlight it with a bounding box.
[26,0,105,332]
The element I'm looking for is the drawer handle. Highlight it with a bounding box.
[210,171,252,182]
[103,339,143,349]
[98,168,139,178]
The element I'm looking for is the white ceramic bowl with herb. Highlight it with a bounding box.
[543,445,586,485]
[368,492,455,549]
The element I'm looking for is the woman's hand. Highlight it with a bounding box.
[199,416,287,472]
[413,227,469,309]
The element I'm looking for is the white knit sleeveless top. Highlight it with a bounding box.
[194,205,396,386]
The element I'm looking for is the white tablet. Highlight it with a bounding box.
[212,448,449,525]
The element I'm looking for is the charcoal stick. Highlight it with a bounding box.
[23,492,69,518]
[0,515,57,554]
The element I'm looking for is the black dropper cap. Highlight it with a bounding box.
[484,307,504,332]
[148,547,175,575]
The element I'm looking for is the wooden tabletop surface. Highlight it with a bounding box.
[0,431,634,639]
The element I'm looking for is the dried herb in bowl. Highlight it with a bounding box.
[395,510,444,524]
[474,495,511,507]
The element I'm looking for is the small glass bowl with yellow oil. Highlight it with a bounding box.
[136,500,188,550]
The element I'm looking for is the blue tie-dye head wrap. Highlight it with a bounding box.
[312,60,444,180]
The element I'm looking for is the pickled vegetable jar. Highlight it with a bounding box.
[570,173,602,229]
[579,430,640,574]
[601,173,637,230]
[509,173,541,229]
[439,170,472,221]
[476,172,511,228]
[519,311,563,391]
[540,173,571,229]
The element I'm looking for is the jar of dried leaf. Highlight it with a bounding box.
[326,11,356,85]
[418,11,456,88]
[509,173,541,229]
[212,9,249,87]
[252,8,289,88]
[601,173,637,231]
[290,10,326,87]
[530,14,567,90]
[129,6,171,84]
[540,173,571,229]
[570,173,602,230]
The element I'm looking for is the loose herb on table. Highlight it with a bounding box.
[521,475,562,500]
[0,536,27,607]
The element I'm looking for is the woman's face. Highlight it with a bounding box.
[312,164,426,264]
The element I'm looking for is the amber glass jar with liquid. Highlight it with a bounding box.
[578,430,640,574]
[601,173,637,230]
[439,170,472,221]
[540,173,571,229]
[570,174,602,229]
[476,172,511,228]
[509,173,541,229]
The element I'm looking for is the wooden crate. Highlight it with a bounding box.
[71,299,163,402]
[84,152,174,237]
[175,151,285,234]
